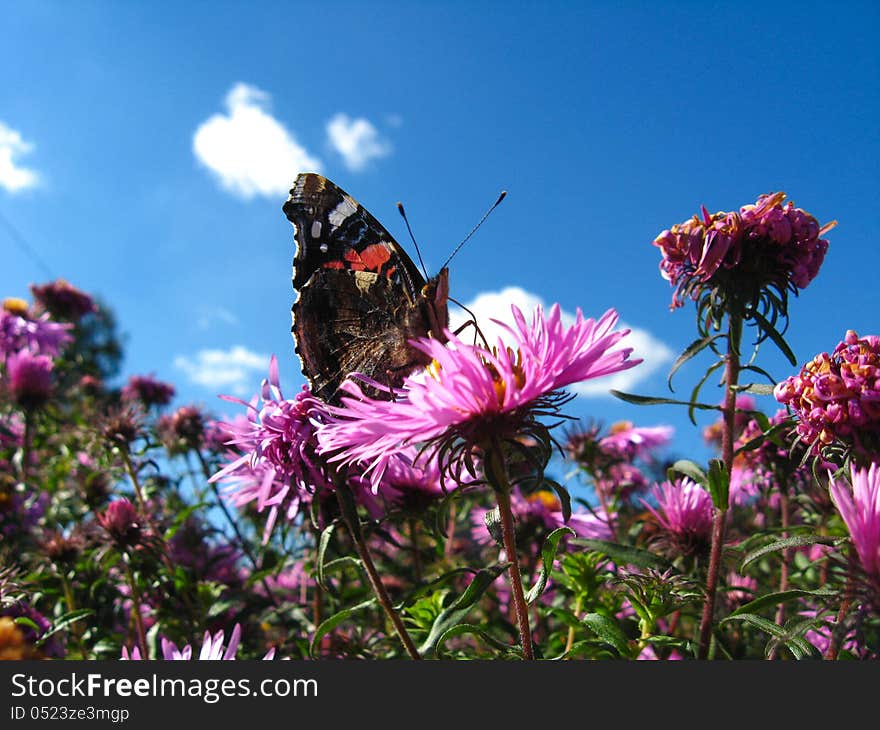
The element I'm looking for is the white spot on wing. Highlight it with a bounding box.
[311,220,322,238]
[327,195,358,231]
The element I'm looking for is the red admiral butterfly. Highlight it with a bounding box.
[283,173,450,405]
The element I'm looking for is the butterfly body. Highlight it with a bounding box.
[283,173,449,405]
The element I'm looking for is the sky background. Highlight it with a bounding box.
[2,1,878,485]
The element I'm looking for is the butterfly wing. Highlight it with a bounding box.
[283,173,441,404]
[283,173,426,296]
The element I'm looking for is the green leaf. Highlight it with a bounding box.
[13,616,40,632]
[309,599,376,657]
[418,564,509,657]
[707,458,729,510]
[721,612,787,639]
[667,459,708,487]
[739,534,841,571]
[738,383,777,396]
[321,556,364,578]
[750,309,798,366]
[435,623,521,659]
[526,526,575,604]
[315,521,337,590]
[667,334,723,391]
[610,391,720,411]
[688,360,725,425]
[35,608,94,647]
[581,613,630,656]
[544,479,571,523]
[394,568,481,610]
[573,538,670,570]
[726,588,837,618]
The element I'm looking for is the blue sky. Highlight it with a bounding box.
[2,1,878,474]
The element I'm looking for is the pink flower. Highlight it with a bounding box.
[317,305,641,489]
[774,331,880,459]
[642,478,714,553]
[598,421,673,461]
[210,356,330,542]
[653,192,833,311]
[5,349,53,408]
[830,462,880,581]
[121,623,276,660]
[0,302,72,359]
[121,374,175,408]
[29,279,96,321]
[97,498,142,547]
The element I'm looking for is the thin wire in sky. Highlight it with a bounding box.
[0,206,56,279]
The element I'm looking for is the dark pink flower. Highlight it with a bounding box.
[157,405,205,454]
[29,279,97,321]
[317,305,641,489]
[97,498,142,547]
[652,192,833,311]
[5,349,53,408]
[774,330,880,459]
[121,374,175,408]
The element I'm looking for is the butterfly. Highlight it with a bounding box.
[283,173,450,405]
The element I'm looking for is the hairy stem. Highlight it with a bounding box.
[697,314,741,659]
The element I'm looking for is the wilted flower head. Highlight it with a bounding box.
[652,192,833,321]
[121,374,175,408]
[5,349,53,408]
[39,529,84,566]
[97,498,142,547]
[100,404,145,446]
[157,405,205,455]
[210,356,330,542]
[830,463,880,588]
[642,478,714,555]
[318,305,641,490]
[0,305,72,359]
[30,279,97,321]
[774,330,880,460]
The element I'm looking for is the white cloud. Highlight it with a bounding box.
[193,83,322,199]
[449,286,674,398]
[0,121,39,193]
[195,306,239,330]
[326,113,391,171]
[173,345,270,396]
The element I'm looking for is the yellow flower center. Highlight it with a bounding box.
[2,298,29,316]
[526,490,561,511]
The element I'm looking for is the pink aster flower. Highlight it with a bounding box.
[830,462,880,582]
[0,300,73,359]
[210,356,330,542]
[653,192,834,311]
[97,498,143,548]
[317,305,641,489]
[121,623,276,660]
[774,330,880,460]
[598,421,673,461]
[5,349,53,408]
[642,478,714,555]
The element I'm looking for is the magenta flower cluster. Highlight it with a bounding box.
[774,330,880,456]
[652,192,832,309]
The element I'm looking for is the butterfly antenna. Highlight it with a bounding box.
[440,190,507,271]
[396,201,429,280]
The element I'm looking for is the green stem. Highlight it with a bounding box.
[696,313,741,659]
[60,572,89,659]
[124,561,149,659]
[564,594,583,657]
[495,487,534,659]
[20,409,33,486]
[334,480,421,660]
